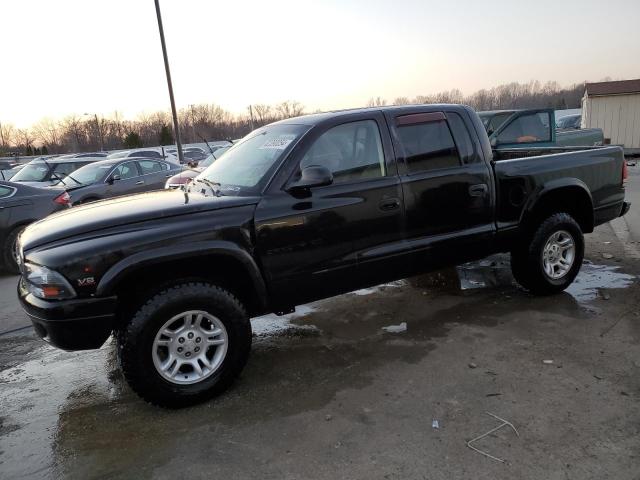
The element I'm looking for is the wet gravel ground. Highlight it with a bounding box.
[1,224,639,479]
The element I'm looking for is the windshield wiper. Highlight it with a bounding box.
[194,177,222,196]
[51,172,68,186]
[61,173,82,185]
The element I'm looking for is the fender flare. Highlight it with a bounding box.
[521,178,594,229]
[95,240,268,310]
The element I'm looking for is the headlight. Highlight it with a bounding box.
[23,263,76,300]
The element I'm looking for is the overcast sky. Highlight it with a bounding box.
[2,0,639,127]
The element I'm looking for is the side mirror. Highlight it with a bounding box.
[287,165,333,193]
[108,174,121,185]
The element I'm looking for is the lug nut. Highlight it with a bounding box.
[185,352,191,357]
[195,337,201,343]
[177,347,183,353]
[178,337,185,344]
[194,347,200,353]
[188,332,194,339]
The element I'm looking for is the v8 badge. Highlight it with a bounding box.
[77,276,96,287]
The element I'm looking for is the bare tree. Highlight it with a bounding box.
[275,101,304,119]
[393,97,412,105]
[366,96,387,107]
[0,122,16,150]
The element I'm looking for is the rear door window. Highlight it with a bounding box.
[446,112,478,164]
[113,162,139,179]
[137,160,164,175]
[395,114,461,173]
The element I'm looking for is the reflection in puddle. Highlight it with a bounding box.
[459,255,635,302]
[251,305,319,336]
[458,257,513,290]
[566,262,636,301]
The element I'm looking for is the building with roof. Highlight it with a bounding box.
[582,79,640,153]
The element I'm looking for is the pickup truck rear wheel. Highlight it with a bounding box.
[511,213,584,295]
[117,282,251,408]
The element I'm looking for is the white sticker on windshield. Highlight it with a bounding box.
[259,134,296,150]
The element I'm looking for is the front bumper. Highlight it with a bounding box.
[18,280,117,351]
[620,201,631,217]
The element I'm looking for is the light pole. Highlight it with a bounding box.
[154,0,184,164]
[84,113,104,152]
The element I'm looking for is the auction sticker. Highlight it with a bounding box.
[259,134,296,150]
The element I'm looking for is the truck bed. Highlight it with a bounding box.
[491,145,626,231]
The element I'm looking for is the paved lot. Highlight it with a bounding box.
[1,166,639,479]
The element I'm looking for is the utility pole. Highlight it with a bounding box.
[95,114,104,151]
[154,0,184,164]
[248,105,255,131]
[190,104,196,143]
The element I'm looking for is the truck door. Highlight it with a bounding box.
[387,109,495,272]
[254,112,404,308]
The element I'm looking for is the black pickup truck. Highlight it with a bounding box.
[17,105,630,407]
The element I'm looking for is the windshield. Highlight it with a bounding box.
[557,115,580,129]
[11,162,51,182]
[197,147,230,169]
[62,162,113,185]
[196,125,306,193]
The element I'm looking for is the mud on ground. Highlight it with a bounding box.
[0,223,639,480]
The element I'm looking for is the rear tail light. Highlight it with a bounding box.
[54,191,71,206]
[622,160,628,184]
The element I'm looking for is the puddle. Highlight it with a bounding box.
[351,280,406,296]
[251,305,320,337]
[566,262,636,301]
[457,257,513,290]
[454,256,635,302]
[0,340,118,479]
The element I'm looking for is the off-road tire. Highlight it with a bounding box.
[117,282,251,408]
[511,213,584,295]
[2,225,25,274]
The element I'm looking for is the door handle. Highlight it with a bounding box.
[135,181,145,185]
[468,184,488,197]
[378,198,400,211]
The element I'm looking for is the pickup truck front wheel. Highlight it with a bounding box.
[117,282,251,408]
[511,213,584,295]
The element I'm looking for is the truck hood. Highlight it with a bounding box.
[21,189,261,251]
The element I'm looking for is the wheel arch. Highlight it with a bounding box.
[97,241,269,317]
[521,180,594,234]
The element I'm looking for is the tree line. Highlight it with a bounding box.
[0,81,584,156]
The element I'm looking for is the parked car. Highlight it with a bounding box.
[17,104,629,407]
[56,152,108,159]
[1,181,70,273]
[59,157,183,205]
[0,164,24,181]
[478,109,603,147]
[164,146,230,189]
[9,157,101,187]
[556,114,582,130]
[107,148,179,164]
